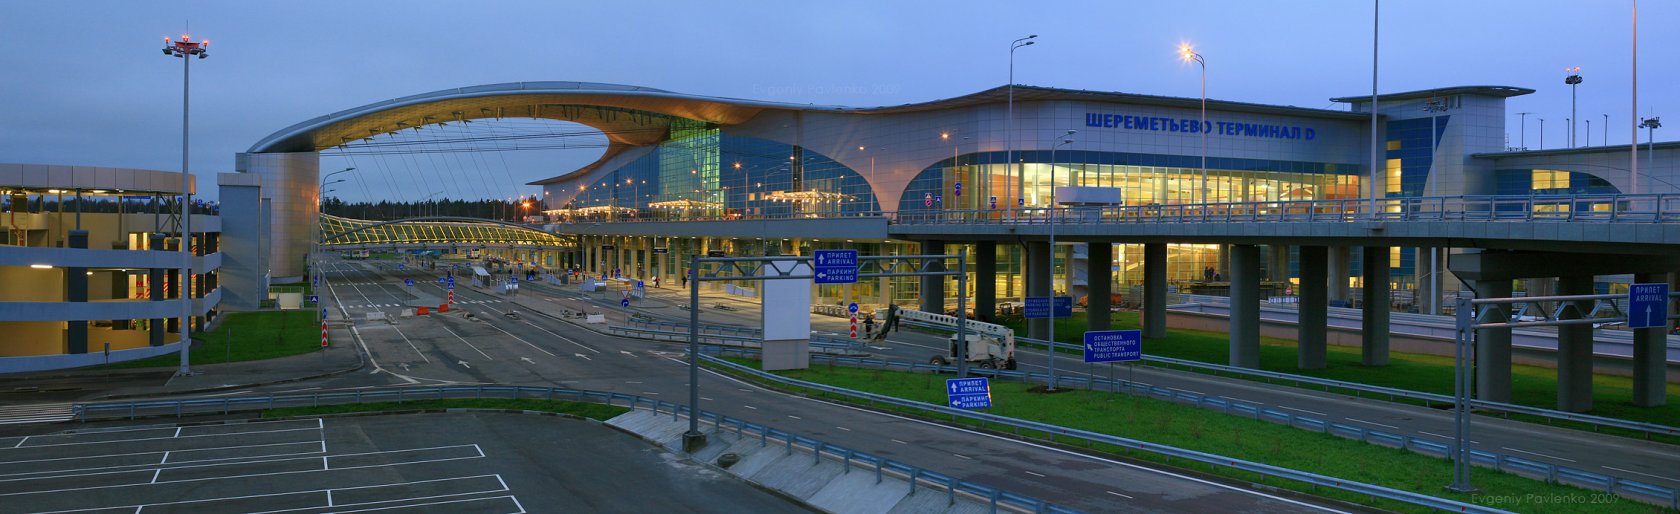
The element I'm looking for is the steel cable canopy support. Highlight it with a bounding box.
[1450,290,1680,493]
[685,252,968,450]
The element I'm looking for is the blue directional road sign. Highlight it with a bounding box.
[813,249,859,284]
[1083,330,1142,363]
[1024,296,1073,319]
[946,377,992,409]
[447,276,455,287]
[989,196,997,209]
[398,263,405,270]
[307,295,319,304]
[404,278,414,287]
[954,182,962,197]
[621,298,631,308]
[848,303,859,314]
[1628,283,1670,329]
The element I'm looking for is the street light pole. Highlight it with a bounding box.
[1539,118,1546,150]
[162,33,208,377]
[1641,117,1662,181]
[1369,0,1380,218]
[1179,44,1207,205]
[1603,114,1610,146]
[1516,112,1531,150]
[1566,67,1582,148]
[1008,35,1037,213]
[1046,132,1074,391]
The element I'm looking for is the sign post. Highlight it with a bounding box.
[813,250,859,285]
[1025,296,1074,389]
[1628,283,1670,329]
[320,307,329,348]
[946,377,992,409]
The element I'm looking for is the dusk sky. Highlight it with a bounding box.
[1,0,1672,202]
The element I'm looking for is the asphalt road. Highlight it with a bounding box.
[309,259,1354,513]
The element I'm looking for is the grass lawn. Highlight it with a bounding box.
[993,311,1680,431]
[98,310,324,369]
[715,356,1661,514]
[262,398,628,420]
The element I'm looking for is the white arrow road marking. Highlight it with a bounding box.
[620,350,637,357]
[520,357,535,364]
[574,353,592,361]
[457,360,471,369]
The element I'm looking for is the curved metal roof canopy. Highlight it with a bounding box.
[319,214,573,248]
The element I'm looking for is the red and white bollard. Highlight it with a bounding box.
[448,288,454,306]
[850,313,859,339]
[320,319,328,347]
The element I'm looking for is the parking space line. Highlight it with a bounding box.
[160,451,170,464]
[0,444,483,496]
[41,475,510,514]
[4,426,322,451]
[329,495,524,514]
[12,436,26,449]
[0,444,324,479]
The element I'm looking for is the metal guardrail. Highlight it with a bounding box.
[608,324,866,353]
[71,385,1078,514]
[892,194,1680,226]
[699,350,1528,513]
[552,193,1680,226]
[1009,335,1680,440]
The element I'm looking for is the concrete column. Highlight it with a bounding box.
[1361,246,1391,366]
[110,241,130,330]
[192,233,205,333]
[1026,240,1051,340]
[1087,242,1112,331]
[1268,245,1290,283]
[66,230,88,354]
[1632,272,1669,407]
[1556,275,1595,412]
[1216,244,1231,280]
[919,240,945,314]
[1298,246,1328,369]
[1328,246,1352,305]
[1142,243,1167,338]
[1416,247,1438,315]
[975,241,997,321]
[1471,278,1513,403]
[148,233,166,346]
[1229,245,1261,368]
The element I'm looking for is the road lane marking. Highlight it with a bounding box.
[1106,490,1134,499]
[1025,471,1046,478]
[787,415,802,420]
[700,397,713,401]
[891,439,908,445]
[835,426,851,431]
[742,405,758,410]
[1501,446,1577,463]
[1602,466,1680,483]
[952,453,972,460]
[641,392,660,396]
[1344,418,1400,430]
[434,321,494,360]
[1277,406,1326,416]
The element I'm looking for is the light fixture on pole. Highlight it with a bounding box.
[1516,112,1531,150]
[1007,34,1037,214]
[1565,67,1582,148]
[1368,0,1380,218]
[161,32,209,378]
[1539,118,1546,150]
[1603,114,1610,146]
[312,167,354,302]
[1641,117,1661,181]
[1178,43,1207,205]
[1045,131,1074,391]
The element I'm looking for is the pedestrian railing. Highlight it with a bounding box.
[890,194,1680,226]
[1008,335,1680,440]
[70,385,1079,514]
[607,324,867,353]
[704,346,1680,510]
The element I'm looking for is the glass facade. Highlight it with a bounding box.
[566,126,879,219]
[898,150,1361,213]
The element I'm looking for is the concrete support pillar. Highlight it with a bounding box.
[148,233,166,347]
[1298,246,1328,369]
[1632,272,1670,407]
[1361,246,1391,366]
[1268,245,1290,283]
[1087,242,1112,331]
[975,241,997,321]
[1328,246,1352,305]
[1556,275,1595,412]
[1142,243,1167,338]
[1229,244,1261,368]
[1026,241,1051,340]
[919,240,945,314]
[67,230,88,354]
[1471,278,1514,403]
[192,233,205,333]
[1417,247,1439,315]
[1216,244,1231,280]
[110,241,130,330]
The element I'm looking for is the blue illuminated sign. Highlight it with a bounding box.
[1085,113,1316,141]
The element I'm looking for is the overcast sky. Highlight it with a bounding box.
[1,0,1672,202]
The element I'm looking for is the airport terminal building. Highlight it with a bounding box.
[521,82,1675,307]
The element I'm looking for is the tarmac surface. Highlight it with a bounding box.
[0,412,811,514]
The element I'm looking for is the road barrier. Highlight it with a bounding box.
[71,386,1077,514]
[703,347,1680,510]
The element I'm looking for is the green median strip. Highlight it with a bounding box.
[992,311,1680,439]
[97,310,326,369]
[709,356,1664,514]
[261,398,629,420]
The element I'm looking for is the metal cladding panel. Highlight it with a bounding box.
[239,152,319,279]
